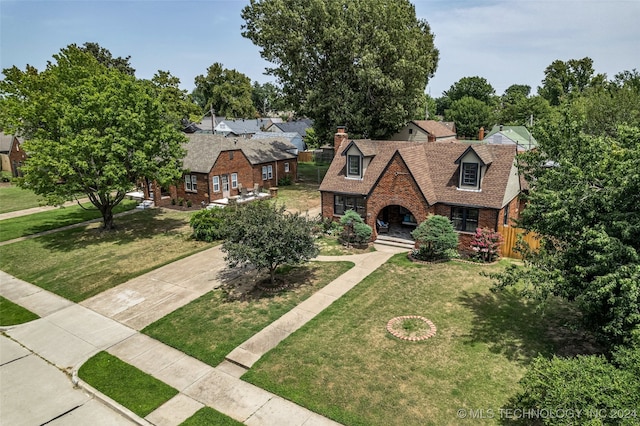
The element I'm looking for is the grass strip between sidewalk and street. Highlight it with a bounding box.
[0,296,39,325]
[78,351,178,418]
[242,253,590,426]
[180,407,243,426]
[143,261,354,367]
[0,208,215,302]
[0,200,137,242]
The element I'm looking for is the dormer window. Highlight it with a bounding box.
[347,155,361,178]
[462,162,478,186]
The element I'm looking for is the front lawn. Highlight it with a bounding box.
[78,351,178,418]
[243,254,584,426]
[0,296,39,325]
[143,261,354,367]
[0,200,137,242]
[316,235,376,256]
[0,209,214,302]
[0,184,43,214]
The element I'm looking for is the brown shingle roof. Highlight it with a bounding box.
[319,140,519,209]
[183,133,297,173]
[412,120,457,138]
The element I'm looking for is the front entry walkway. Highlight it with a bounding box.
[1,242,408,425]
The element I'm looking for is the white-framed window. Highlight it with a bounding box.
[461,162,479,186]
[284,162,290,173]
[347,155,361,178]
[212,175,220,192]
[262,165,273,180]
[185,174,197,192]
[231,173,238,189]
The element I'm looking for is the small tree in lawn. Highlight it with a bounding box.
[470,227,503,262]
[222,202,319,286]
[411,215,459,261]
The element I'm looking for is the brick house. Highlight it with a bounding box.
[144,133,298,207]
[319,128,525,252]
[0,132,27,177]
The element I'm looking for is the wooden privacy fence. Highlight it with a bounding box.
[498,225,541,259]
[298,151,314,163]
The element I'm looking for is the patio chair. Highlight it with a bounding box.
[376,219,389,233]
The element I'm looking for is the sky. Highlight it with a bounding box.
[1,0,639,99]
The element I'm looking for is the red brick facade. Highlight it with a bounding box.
[149,149,297,207]
[8,137,26,177]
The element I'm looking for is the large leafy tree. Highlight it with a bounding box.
[77,41,135,75]
[444,96,494,138]
[538,57,606,106]
[0,45,186,230]
[251,81,288,116]
[499,84,554,126]
[192,63,256,118]
[493,118,640,349]
[148,70,201,129]
[222,202,319,285]
[443,76,496,104]
[241,0,439,141]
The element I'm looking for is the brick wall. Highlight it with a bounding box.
[9,138,26,177]
[367,153,430,237]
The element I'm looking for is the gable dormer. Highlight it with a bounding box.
[341,140,373,179]
[454,145,493,191]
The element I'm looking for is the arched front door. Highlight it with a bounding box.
[375,205,418,240]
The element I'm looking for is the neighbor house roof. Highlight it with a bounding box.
[0,132,17,153]
[319,140,519,209]
[270,119,313,136]
[412,120,457,139]
[182,133,297,173]
[484,125,537,150]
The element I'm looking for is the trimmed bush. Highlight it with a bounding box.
[507,348,640,425]
[339,210,372,245]
[411,215,458,261]
[190,208,232,242]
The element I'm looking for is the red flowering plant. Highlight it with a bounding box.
[470,227,503,262]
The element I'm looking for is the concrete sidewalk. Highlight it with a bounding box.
[0,198,92,221]
[1,243,407,425]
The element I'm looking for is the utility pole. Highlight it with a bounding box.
[210,105,216,133]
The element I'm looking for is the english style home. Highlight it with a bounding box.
[319,128,525,251]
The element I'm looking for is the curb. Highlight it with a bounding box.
[71,366,153,426]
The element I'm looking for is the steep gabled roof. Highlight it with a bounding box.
[0,132,16,153]
[183,133,297,173]
[319,140,519,209]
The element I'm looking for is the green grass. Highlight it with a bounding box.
[0,296,39,325]
[271,162,328,214]
[180,407,243,426]
[297,162,329,184]
[0,185,43,214]
[0,208,214,302]
[0,200,137,242]
[78,351,178,417]
[243,254,586,426]
[143,261,354,367]
[317,235,376,256]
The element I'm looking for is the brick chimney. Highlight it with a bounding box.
[478,126,485,140]
[334,126,347,157]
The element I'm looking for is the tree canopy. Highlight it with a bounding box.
[0,44,186,230]
[537,57,606,106]
[444,96,494,138]
[241,0,439,142]
[443,76,496,104]
[222,202,319,285]
[192,63,256,118]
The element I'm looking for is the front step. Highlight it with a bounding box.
[374,235,415,250]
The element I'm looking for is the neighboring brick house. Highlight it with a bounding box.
[0,132,26,177]
[319,128,524,253]
[389,120,457,142]
[144,133,297,207]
